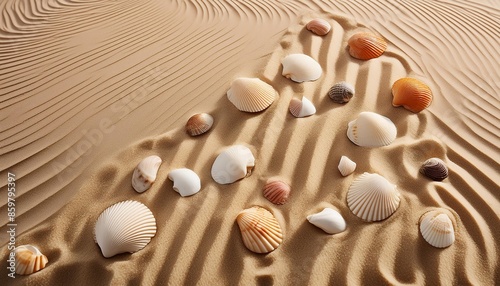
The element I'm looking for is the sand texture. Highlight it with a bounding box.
[1,0,499,285]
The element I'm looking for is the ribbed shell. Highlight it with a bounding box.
[211,145,255,184]
[328,81,355,103]
[306,19,331,36]
[281,54,322,83]
[94,200,157,258]
[132,155,162,193]
[168,168,201,197]
[236,206,283,253]
[15,245,48,275]
[289,97,316,118]
[420,158,448,181]
[347,112,397,147]
[185,113,214,136]
[419,209,455,248]
[262,179,291,205]
[307,208,346,234]
[348,32,387,60]
[227,78,277,112]
[392,78,433,112]
[347,173,401,222]
[338,156,356,176]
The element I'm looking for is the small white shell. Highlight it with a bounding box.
[338,156,356,176]
[15,245,48,275]
[307,208,346,234]
[289,96,316,117]
[168,168,201,197]
[94,200,157,258]
[211,145,255,184]
[186,113,214,136]
[419,209,456,248]
[227,77,277,112]
[347,112,397,147]
[132,155,162,193]
[282,54,322,83]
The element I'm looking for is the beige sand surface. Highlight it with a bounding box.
[1,0,499,285]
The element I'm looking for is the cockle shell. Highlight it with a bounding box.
[289,96,316,117]
[306,19,331,36]
[132,155,162,193]
[227,77,277,112]
[263,179,291,205]
[348,32,387,60]
[328,81,355,103]
[347,173,400,222]
[307,208,346,234]
[338,156,356,176]
[347,112,397,147]
[168,168,201,197]
[186,113,214,136]
[211,145,255,184]
[14,245,48,275]
[94,200,157,258]
[236,206,283,253]
[419,209,456,248]
[282,54,322,83]
[392,78,433,112]
[420,158,448,181]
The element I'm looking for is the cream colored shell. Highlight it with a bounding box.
[419,209,456,248]
[168,168,201,197]
[227,77,277,112]
[338,156,356,176]
[211,145,255,184]
[132,155,162,193]
[307,208,346,234]
[281,54,322,83]
[347,112,397,147]
[14,245,48,275]
[289,96,316,118]
[236,206,283,253]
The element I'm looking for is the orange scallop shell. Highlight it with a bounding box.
[391,78,433,112]
[348,32,387,60]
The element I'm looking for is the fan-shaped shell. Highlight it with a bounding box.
[282,54,322,83]
[94,200,157,258]
[306,19,331,36]
[307,208,346,234]
[347,112,397,147]
[186,113,214,136]
[392,78,433,112]
[168,168,201,197]
[132,155,162,193]
[289,96,316,117]
[14,245,48,275]
[227,78,277,112]
[236,206,283,253]
[263,179,291,205]
[338,156,356,176]
[328,81,355,103]
[419,209,456,248]
[420,158,448,181]
[347,173,400,222]
[211,145,255,184]
[348,32,387,60]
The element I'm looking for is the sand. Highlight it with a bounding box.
[1,0,499,285]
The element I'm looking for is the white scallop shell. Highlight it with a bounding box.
[15,245,48,275]
[227,77,277,112]
[307,208,346,234]
[211,145,255,184]
[168,168,201,197]
[420,209,456,248]
[347,172,401,222]
[281,54,322,83]
[347,112,397,147]
[236,206,283,253]
[94,200,157,258]
[289,96,316,117]
[338,156,356,176]
[132,155,162,193]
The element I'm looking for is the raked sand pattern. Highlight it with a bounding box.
[1,0,499,285]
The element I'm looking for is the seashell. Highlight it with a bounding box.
[338,156,356,176]
[282,54,322,83]
[168,168,201,197]
[185,113,214,136]
[392,77,433,112]
[227,77,277,112]
[211,145,255,184]
[262,179,291,205]
[236,206,283,253]
[289,96,316,117]
[347,172,400,222]
[306,19,331,36]
[307,208,346,234]
[419,209,455,248]
[14,245,48,275]
[94,200,157,258]
[347,111,397,147]
[420,158,448,181]
[348,32,387,60]
[328,81,355,103]
[132,155,162,193]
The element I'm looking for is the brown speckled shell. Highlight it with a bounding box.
[185,113,214,136]
[328,81,355,103]
[348,32,387,60]
[306,19,331,36]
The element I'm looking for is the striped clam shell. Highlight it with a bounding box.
[227,77,277,112]
[15,245,48,275]
[185,113,214,136]
[419,209,456,248]
[328,81,355,103]
[420,158,448,181]
[348,32,387,60]
[289,96,316,118]
[236,206,283,253]
[392,77,433,113]
[262,179,291,205]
